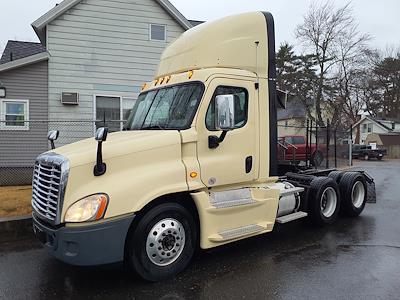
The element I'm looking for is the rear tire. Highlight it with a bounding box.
[328,171,344,183]
[377,157,383,161]
[339,172,367,217]
[308,177,340,226]
[363,154,369,160]
[125,202,197,282]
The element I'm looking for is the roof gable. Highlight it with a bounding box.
[32,0,192,44]
[353,115,394,132]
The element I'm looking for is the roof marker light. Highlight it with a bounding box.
[188,70,194,79]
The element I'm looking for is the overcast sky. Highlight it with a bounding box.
[1,0,399,53]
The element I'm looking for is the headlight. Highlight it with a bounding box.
[65,194,109,223]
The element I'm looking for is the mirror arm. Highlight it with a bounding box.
[208,130,228,149]
[94,141,107,176]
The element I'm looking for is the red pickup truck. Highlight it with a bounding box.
[279,135,325,167]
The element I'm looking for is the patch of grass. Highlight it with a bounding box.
[0,186,32,218]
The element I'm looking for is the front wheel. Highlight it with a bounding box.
[125,203,197,281]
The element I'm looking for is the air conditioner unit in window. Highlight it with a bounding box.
[61,92,79,105]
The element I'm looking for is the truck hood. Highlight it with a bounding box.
[53,131,182,168]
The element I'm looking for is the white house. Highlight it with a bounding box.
[352,115,400,144]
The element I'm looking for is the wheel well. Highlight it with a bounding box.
[124,192,200,257]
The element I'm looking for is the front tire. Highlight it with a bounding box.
[125,203,197,281]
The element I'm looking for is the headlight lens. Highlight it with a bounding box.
[65,194,109,223]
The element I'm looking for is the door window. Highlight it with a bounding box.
[206,86,248,131]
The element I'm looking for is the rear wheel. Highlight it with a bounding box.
[308,177,340,226]
[363,153,369,160]
[377,156,383,161]
[125,203,197,281]
[339,172,367,217]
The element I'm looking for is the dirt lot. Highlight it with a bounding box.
[0,186,32,218]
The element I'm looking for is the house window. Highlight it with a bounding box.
[368,123,373,133]
[362,124,367,133]
[150,24,166,41]
[95,96,136,132]
[0,99,29,130]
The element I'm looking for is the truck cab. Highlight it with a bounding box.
[32,12,374,281]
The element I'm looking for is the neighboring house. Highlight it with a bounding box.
[0,41,49,185]
[352,115,400,144]
[30,0,193,144]
[0,0,196,184]
[277,97,307,137]
[365,133,400,159]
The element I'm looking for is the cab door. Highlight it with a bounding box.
[196,78,259,187]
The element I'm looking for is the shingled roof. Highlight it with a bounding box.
[0,41,46,64]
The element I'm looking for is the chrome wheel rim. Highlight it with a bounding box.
[320,187,337,218]
[146,218,185,267]
[352,181,365,208]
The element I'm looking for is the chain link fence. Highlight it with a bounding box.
[1,119,354,186]
[277,120,353,174]
[0,120,124,186]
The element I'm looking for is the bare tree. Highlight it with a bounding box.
[333,21,371,128]
[296,1,355,126]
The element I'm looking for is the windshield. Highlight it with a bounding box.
[124,82,204,130]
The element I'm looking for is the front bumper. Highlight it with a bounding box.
[32,213,135,266]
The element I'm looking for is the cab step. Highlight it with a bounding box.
[276,211,308,224]
[208,222,272,242]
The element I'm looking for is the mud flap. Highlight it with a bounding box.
[363,172,376,203]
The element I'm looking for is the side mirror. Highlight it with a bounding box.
[94,127,109,177]
[215,95,236,131]
[95,127,108,142]
[47,130,59,150]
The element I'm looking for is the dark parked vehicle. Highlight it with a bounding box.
[352,145,386,160]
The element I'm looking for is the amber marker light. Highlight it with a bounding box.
[190,172,198,179]
[95,194,108,220]
[165,76,171,84]
[141,83,147,91]
[188,70,194,79]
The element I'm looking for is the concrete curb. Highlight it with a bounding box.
[0,215,33,235]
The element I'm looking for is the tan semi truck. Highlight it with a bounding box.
[32,12,375,281]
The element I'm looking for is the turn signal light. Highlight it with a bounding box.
[190,172,198,179]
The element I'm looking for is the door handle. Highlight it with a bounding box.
[245,156,253,173]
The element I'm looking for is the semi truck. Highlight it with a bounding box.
[31,12,376,282]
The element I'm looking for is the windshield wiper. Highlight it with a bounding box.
[141,125,165,130]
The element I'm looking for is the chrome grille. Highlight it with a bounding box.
[31,154,69,224]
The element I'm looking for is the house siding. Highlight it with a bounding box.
[0,61,49,167]
[46,0,185,144]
